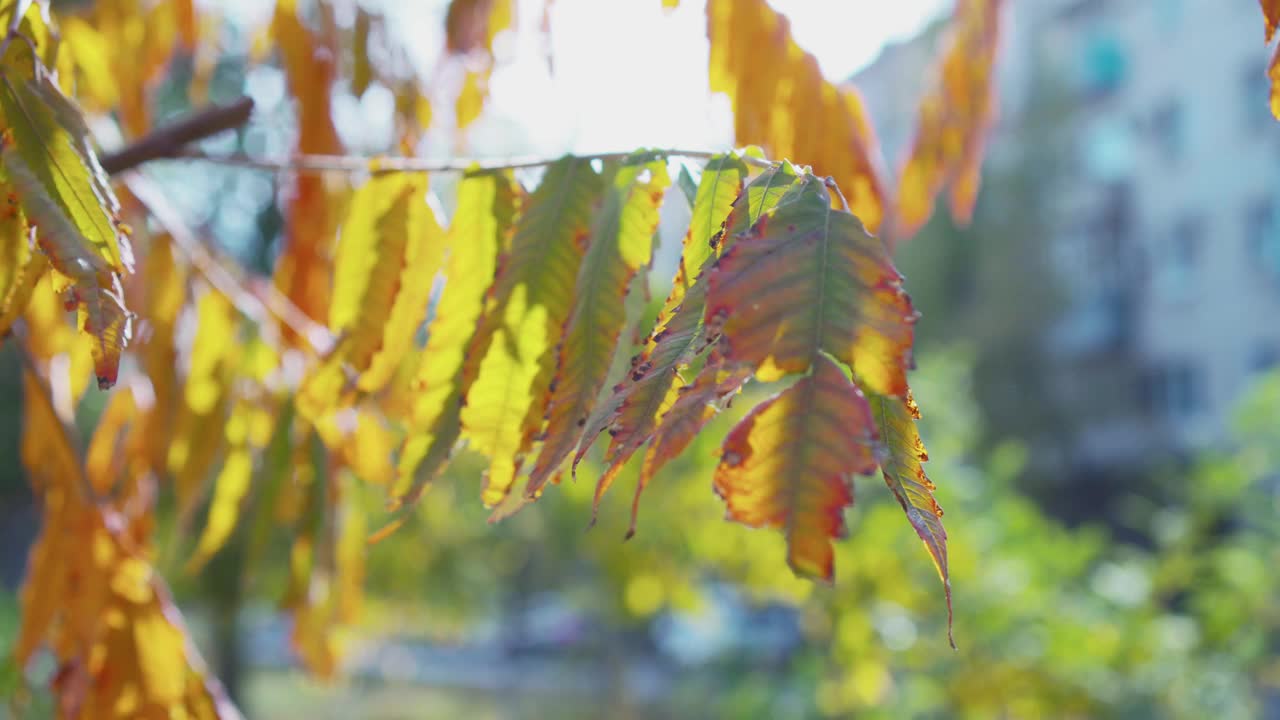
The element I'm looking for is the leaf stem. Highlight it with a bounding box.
[165,147,778,176]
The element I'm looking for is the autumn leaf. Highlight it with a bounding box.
[135,234,187,475]
[867,389,953,648]
[84,386,139,495]
[299,174,445,418]
[0,70,134,386]
[713,354,879,580]
[1263,0,1280,41]
[445,0,513,129]
[579,157,783,514]
[523,153,670,499]
[272,0,344,344]
[396,169,518,506]
[187,439,252,573]
[168,288,238,515]
[624,363,751,535]
[0,77,127,274]
[705,173,916,397]
[706,0,887,232]
[895,0,1004,239]
[0,181,46,337]
[664,153,749,313]
[462,155,604,506]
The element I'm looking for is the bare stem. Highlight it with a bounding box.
[97,96,779,178]
[164,146,778,175]
[99,96,255,175]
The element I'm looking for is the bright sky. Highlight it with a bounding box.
[226,0,951,157]
[474,0,950,156]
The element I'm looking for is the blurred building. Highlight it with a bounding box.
[855,0,1280,462]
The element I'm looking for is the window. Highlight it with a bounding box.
[1150,99,1186,162]
[1082,119,1134,181]
[1154,216,1201,301]
[1078,33,1127,99]
[1245,198,1280,278]
[1242,59,1272,131]
[1142,361,1206,419]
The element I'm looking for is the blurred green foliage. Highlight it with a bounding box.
[254,347,1274,719]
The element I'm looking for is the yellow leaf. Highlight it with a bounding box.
[187,445,253,573]
[396,169,517,505]
[84,387,138,495]
[461,156,603,505]
[525,154,670,498]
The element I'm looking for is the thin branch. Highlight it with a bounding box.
[95,98,780,179]
[824,176,852,212]
[123,173,336,357]
[168,146,779,175]
[99,96,255,175]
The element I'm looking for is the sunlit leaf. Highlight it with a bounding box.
[0,181,45,336]
[0,72,134,387]
[624,363,752,536]
[169,289,237,514]
[396,169,518,505]
[463,155,603,506]
[1263,0,1280,42]
[187,444,252,573]
[300,175,445,418]
[706,0,887,231]
[706,174,916,397]
[84,386,139,495]
[135,234,187,475]
[867,389,953,647]
[579,161,801,500]
[713,354,879,580]
[0,75,126,272]
[524,154,670,499]
[895,0,1004,239]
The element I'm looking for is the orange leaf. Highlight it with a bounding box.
[272,0,344,344]
[706,0,887,231]
[1264,0,1280,42]
[895,0,1004,240]
[713,354,878,580]
[84,387,139,495]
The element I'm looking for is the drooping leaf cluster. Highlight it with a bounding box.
[0,0,1042,714]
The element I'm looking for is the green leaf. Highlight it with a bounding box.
[523,153,670,499]
[575,161,802,490]
[0,73,127,273]
[867,389,953,647]
[461,155,605,507]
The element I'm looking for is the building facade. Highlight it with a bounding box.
[855,0,1280,459]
